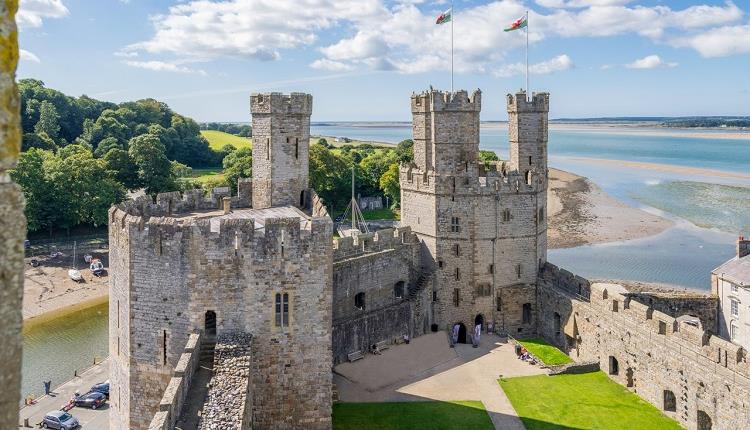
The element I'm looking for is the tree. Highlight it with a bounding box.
[379,163,401,208]
[34,101,60,139]
[22,132,57,151]
[359,150,397,196]
[395,139,414,163]
[309,144,350,209]
[93,137,121,157]
[10,149,60,232]
[223,147,252,191]
[104,148,140,190]
[129,134,175,195]
[171,160,193,178]
[479,150,499,169]
[316,138,332,148]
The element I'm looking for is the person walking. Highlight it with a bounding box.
[473,324,481,348]
[451,324,459,347]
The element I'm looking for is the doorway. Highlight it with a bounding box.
[455,323,467,344]
[474,314,484,328]
[205,310,217,336]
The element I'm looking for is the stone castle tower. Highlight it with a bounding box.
[251,92,312,209]
[109,93,333,430]
[400,89,548,339]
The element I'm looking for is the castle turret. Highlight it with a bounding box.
[507,91,549,187]
[251,92,312,209]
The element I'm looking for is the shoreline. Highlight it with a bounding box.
[546,168,673,249]
[569,157,750,181]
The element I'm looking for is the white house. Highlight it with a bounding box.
[712,237,750,348]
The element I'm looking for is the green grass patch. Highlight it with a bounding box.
[499,371,683,430]
[361,207,399,220]
[333,401,494,430]
[518,337,572,366]
[185,168,226,186]
[201,130,252,151]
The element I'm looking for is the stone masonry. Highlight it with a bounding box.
[0,2,24,430]
[399,89,547,339]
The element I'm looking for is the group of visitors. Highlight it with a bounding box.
[516,345,538,365]
[450,323,484,348]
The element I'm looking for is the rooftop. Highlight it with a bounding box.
[714,255,750,287]
[168,205,311,231]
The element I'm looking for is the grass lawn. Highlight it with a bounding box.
[518,337,572,366]
[201,130,252,150]
[185,168,226,186]
[499,371,684,430]
[361,207,399,220]
[333,401,494,430]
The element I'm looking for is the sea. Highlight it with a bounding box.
[312,122,750,290]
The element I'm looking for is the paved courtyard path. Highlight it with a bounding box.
[334,332,548,430]
[19,359,110,429]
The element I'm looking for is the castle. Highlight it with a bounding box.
[105,89,750,430]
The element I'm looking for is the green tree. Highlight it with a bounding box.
[104,148,140,190]
[395,139,414,163]
[316,138,331,148]
[34,100,60,139]
[93,137,122,157]
[171,160,193,178]
[479,150,499,169]
[359,149,397,196]
[309,144,350,210]
[10,149,61,232]
[22,132,57,152]
[379,163,401,208]
[128,134,175,195]
[223,147,252,191]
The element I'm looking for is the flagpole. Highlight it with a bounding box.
[451,0,454,93]
[525,10,529,100]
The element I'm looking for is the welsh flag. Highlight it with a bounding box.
[504,15,527,32]
[436,8,452,25]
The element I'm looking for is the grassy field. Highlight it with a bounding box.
[332,401,494,430]
[361,208,399,220]
[499,372,683,430]
[186,168,225,186]
[518,338,572,366]
[201,130,252,150]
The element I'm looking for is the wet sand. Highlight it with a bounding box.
[570,157,750,180]
[547,168,673,249]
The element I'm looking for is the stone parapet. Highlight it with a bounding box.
[333,226,418,261]
[411,89,481,113]
[251,92,312,115]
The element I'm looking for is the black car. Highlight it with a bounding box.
[90,382,109,399]
[74,391,106,409]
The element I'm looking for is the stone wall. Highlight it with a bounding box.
[199,332,253,430]
[0,2,23,429]
[146,333,201,430]
[537,265,750,430]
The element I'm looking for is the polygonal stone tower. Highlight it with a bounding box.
[251,92,312,209]
[508,91,549,191]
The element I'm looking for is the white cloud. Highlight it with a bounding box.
[17,0,69,28]
[125,0,747,77]
[600,64,612,70]
[494,54,574,77]
[19,49,41,63]
[671,24,750,58]
[626,55,678,69]
[124,60,207,76]
[310,58,355,71]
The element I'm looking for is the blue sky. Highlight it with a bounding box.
[17,0,750,121]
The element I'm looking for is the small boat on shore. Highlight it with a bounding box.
[68,269,83,283]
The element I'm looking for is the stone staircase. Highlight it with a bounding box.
[407,270,434,333]
[200,335,216,367]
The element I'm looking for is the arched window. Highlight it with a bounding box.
[394,281,405,299]
[554,312,561,335]
[275,293,290,327]
[663,390,676,412]
[355,292,366,310]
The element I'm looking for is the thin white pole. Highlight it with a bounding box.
[525,10,529,100]
[351,164,355,231]
[451,0,454,93]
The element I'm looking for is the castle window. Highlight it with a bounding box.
[496,296,502,311]
[489,264,494,274]
[450,217,461,233]
[266,138,270,160]
[731,322,738,341]
[612,300,619,312]
[455,268,460,281]
[453,288,460,307]
[731,299,739,317]
[454,244,460,257]
[538,208,544,221]
[162,330,168,365]
[528,156,532,166]
[554,312,561,335]
[502,209,511,222]
[663,390,676,412]
[525,170,532,185]
[275,293,290,327]
[609,356,619,375]
[394,281,405,299]
[658,320,667,335]
[516,264,522,279]
[476,284,491,297]
[522,303,532,324]
[438,260,443,269]
[433,290,437,302]
[355,292,366,311]
[295,138,299,159]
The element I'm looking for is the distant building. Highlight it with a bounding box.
[358,196,383,210]
[712,236,750,348]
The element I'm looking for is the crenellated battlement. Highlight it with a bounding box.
[333,226,419,261]
[399,162,546,195]
[507,90,549,113]
[411,89,481,113]
[250,92,313,115]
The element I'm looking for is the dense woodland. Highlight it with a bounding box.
[12,80,471,235]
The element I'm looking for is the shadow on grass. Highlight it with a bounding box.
[333,400,585,430]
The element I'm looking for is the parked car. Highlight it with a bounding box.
[90,381,109,399]
[74,391,106,409]
[42,410,79,429]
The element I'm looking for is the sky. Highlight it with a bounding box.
[16,0,750,122]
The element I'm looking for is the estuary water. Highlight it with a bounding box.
[313,122,750,290]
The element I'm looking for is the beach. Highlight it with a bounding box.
[546,168,673,249]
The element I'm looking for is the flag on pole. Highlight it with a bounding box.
[436,8,452,25]
[504,15,527,32]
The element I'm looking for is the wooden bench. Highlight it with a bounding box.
[375,340,390,353]
[347,350,364,362]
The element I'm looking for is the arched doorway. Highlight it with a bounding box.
[457,323,467,344]
[609,356,619,375]
[474,314,484,328]
[205,310,217,336]
[697,410,712,430]
[300,190,306,208]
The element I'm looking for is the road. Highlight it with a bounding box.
[19,359,110,429]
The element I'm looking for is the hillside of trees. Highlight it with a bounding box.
[200,122,252,137]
